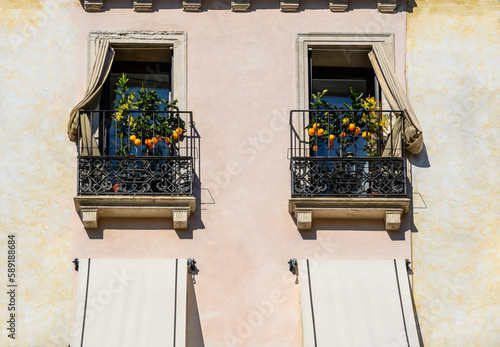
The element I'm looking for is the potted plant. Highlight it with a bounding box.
[112,73,186,157]
[306,88,390,195]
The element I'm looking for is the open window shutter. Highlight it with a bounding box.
[68,39,115,156]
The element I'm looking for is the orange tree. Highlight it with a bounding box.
[307,88,388,156]
[113,73,186,154]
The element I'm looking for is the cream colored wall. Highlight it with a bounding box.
[0,1,411,346]
[407,1,500,345]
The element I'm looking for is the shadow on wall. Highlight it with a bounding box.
[84,216,205,240]
[409,143,430,168]
[407,0,418,13]
[187,276,205,347]
[297,217,408,241]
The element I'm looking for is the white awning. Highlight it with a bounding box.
[298,259,420,347]
[70,259,187,347]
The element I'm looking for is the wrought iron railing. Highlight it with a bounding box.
[76,110,194,196]
[290,109,407,197]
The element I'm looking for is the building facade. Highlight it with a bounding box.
[0,0,498,345]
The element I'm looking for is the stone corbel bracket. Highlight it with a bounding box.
[377,0,397,13]
[183,0,201,11]
[281,0,299,12]
[84,0,103,11]
[134,0,153,12]
[74,196,196,230]
[231,0,250,12]
[329,0,348,12]
[289,197,410,232]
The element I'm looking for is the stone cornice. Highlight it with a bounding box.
[83,0,399,12]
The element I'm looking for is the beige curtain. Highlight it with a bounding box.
[368,42,423,155]
[67,39,115,156]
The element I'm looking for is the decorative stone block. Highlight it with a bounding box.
[377,0,396,13]
[84,0,103,11]
[81,207,98,229]
[173,209,189,230]
[385,209,402,231]
[183,0,201,11]
[329,0,348,12]
[231,0,250,12]
[134,0,153,12]
[280,0,299,12]
[297,210,312,230]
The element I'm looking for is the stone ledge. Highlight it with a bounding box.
[74,196,196,230]
[289,197,410,231]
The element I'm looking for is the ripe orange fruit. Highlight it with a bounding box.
[153,137,158,144]
[164,137,171,145]
[342,118,349,124]
[130,135,136,142]
[308,128,315,136]
[327,140,334,148]
[348,123,356,132]
[355,127,361,135]
[172,132,179,140]
[329,134,335,141]
[342,132,347,138]
[134,138,141,146]
[312,123,320,129]
[362,131,371,139]
[317,128,325,136]
[312,145,318,152]
[176,127,183,135]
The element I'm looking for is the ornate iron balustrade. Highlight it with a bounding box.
[78,156,192,195]
[290,109,407,197]
[291,157,406,197]
[77,110,194,196]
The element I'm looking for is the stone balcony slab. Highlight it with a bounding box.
[74,196,196,230]
[289,197,410,231]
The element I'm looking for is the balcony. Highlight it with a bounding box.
[289,109,410,231]
[74,110,195,229]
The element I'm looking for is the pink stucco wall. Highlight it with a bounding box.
[70,4,409,346]
[0,0,409,345]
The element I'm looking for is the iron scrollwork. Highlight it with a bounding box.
[78,156,193,195]
[291,157,406,197]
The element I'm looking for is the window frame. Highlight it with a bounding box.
[295,32,395,110]
[88,31,187,111]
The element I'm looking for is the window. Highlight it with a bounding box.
[99,48,173,157]
[70,32,195,230]
[289,33,413,231]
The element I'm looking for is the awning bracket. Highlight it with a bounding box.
[289,258,299,284]
[187,258,198,283]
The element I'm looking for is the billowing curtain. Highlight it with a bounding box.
[369,42,423,155]
[67,39,115,156]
